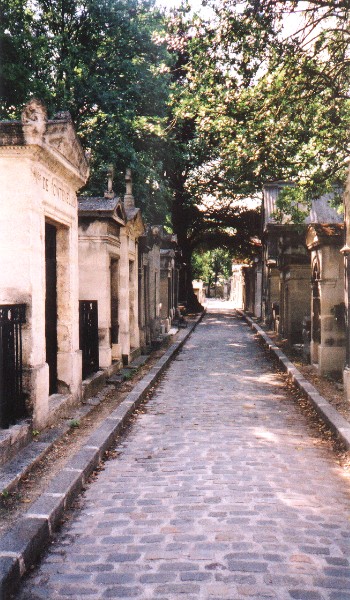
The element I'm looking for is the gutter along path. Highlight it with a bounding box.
[238,310,350,452]
[15,308,350,600]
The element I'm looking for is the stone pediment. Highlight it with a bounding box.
[1,100,89,185]
[125,207,145,238]
[306,223,344,250]
[160,232,178,249]
[44,117,89,183]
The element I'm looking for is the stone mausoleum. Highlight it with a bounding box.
[160,234,180,332]
[306,223,345,377]
[78,169,144,373]
[0,100,89,429]
[138,225,162,351]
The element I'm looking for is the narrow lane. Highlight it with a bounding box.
[18,310,350,600]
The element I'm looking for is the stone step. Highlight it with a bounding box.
[0,425,62,495]
[126,354,150,369]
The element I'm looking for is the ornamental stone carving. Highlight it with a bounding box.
[21,98,48,143]
[0,100,89,185]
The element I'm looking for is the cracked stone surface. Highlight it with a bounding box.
[17,309,350,600]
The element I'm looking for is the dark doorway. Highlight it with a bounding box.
[110,259,119,345]
[168,277,172,314]
[45,222,58,394]
[312,261,321,345]
[144,265,150,344]
[79,300,99,379]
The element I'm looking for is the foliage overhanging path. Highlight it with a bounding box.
[1,0,348,304]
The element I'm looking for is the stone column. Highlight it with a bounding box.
[342,174,350,400]
[56,222,82,397]
[342,250,350,399]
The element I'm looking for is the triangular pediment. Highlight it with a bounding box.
[45,120,89,182]
[126,208,145,238]
[306,223,344,249]
[113,199,126,224]
[20,100,89,184]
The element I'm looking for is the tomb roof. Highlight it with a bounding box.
[311,223,344,236]
[306,222,344,249]
[78,196,120,211]
[78,195,126,223]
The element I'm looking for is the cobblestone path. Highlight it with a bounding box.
[18,310,350,600]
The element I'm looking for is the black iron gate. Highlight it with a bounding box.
[79,301,99,380]
[0,304,27,428]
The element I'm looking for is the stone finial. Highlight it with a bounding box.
[125,168,132,194]
[21,99,47,143]
[124,168,135,210]
[104,164,115,198]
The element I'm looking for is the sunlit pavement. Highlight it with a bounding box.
[18,311,350,600]
[204,298,237,310]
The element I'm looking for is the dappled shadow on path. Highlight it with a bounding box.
[16,303,350,600]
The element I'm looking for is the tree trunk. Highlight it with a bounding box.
[171,183,203,313]
[178,245,203,312]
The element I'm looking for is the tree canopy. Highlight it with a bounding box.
[1,0,349,307]
[196,0,350,203]
[0,0,173,222]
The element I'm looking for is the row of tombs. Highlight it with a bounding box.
[0,100,182,442]
[230,180,350,400]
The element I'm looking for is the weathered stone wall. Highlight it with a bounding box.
[78,219,122,367]
[311,245,345,375]
[280,265,310,344]
[0,101,89,428]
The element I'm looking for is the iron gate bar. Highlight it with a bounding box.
[0,304,27,428]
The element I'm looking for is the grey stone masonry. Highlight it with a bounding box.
[17,309,350,600]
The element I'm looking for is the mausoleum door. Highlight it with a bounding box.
[111,259,119,344]
[312,261,321,347]
[144,266,150,344]
[45,222,58,394]
[168,277,172,314]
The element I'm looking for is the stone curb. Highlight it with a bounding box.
[238,310,350,452]
[0,312,205,600]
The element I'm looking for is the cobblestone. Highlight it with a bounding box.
[17,310,350,599]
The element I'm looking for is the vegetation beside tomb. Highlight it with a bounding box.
[1,1,350,305]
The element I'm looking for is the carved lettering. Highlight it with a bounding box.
[51,177,71,204]
[31,167,73,205]
[31,167,42,185]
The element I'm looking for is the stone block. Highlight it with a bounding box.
[0,517,49,571]
[26,493,66,532]
[65,446,101,477]
[45,468,84,506]
[0,556,21,600]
